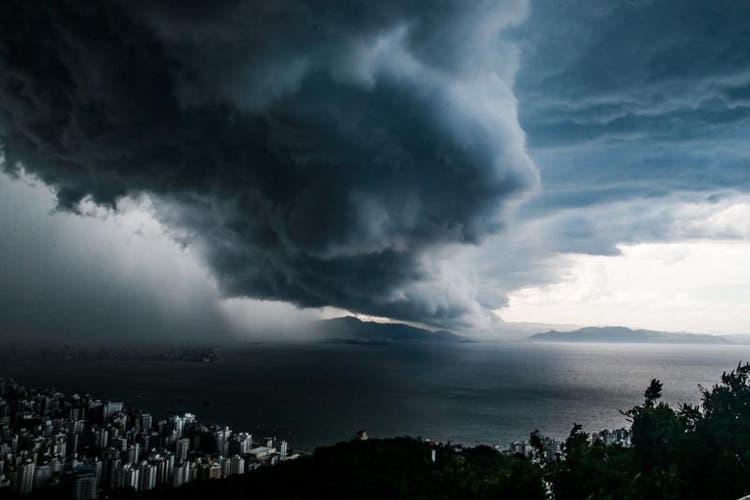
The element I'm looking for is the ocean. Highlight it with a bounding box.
[3,342,750,450]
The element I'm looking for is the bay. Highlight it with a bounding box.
[3,342,750,450]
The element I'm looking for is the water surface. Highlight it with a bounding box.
[3,342,749,449]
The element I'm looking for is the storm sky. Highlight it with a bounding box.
[1,0,750,340]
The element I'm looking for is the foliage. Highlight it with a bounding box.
[539,362,750,500]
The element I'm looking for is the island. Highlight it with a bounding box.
[530,326,730,344]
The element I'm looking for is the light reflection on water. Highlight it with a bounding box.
[4,342,750,449]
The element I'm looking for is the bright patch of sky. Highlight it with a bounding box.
[501,239,750,334]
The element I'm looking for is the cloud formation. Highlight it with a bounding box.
[0,0,536,328]
[0,172,231,342]
[518,0,750,148]
[3,0,749,338]
[462,0,750,331]
[511,0,750,223]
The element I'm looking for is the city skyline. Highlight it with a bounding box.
[0,377,296,497]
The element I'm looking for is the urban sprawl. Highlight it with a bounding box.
[0,377,632,499]
[0,378,298,498]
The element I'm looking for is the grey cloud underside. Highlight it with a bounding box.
[513,0,750,217]
[472,0,750,301]
[518,0,750,146]
[0,0,535,326]
[462,0,750,315]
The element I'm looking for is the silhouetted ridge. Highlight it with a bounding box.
[530,326,729,344]
[315,316,467,344]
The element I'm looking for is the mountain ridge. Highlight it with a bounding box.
[314,316,468,344]
[530,326,730,344]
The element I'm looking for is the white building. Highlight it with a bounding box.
[140,463,157,491]
[249,446,275,459]
[33,464,51,489]
[230,455,245,476]
[71,470,97,500]
[172,462,192,488]
[17,460,35,494]
[176,438,190,464]
[122,464,139,491]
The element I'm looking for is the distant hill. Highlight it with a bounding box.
[530,326,730,344]
[314,316,467,344]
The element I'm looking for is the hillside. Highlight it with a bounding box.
[314,316,467,344]
[530,326,729,344]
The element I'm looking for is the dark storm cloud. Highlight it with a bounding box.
[0,0,535,327]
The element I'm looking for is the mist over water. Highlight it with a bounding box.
[3,342,749,450]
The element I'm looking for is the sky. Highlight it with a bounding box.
[1,0,749,341]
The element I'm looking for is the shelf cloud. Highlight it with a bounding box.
[0,0,536,328]
[3,0,750,339]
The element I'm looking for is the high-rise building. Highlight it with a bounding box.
[229,433,253,455]
[140,414,152,432]
[155,457,168,485]
[127,443,141,464]
[67,433,79,455]
[140,463,157,491]
[172,463,186,488]
[70,469,97,500]
[171,416,184,438]
[96,428,108,449]
[68,407,83,420]
[196,460,222,481]
[49,457,61,475]
[33,464,51,490]
[209,462,222,480]
[175,438,190,464]
[17,460,35,494]
[229,455,245,476]
[149,430,162,450]
[165,453,175,482]
[53,433,67,457]
[122,465,139,491]
[103,458,121,491]
[102,402,123,422]
[110,437,127,452]
[93,459,103,488]
[214,429,229,457]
